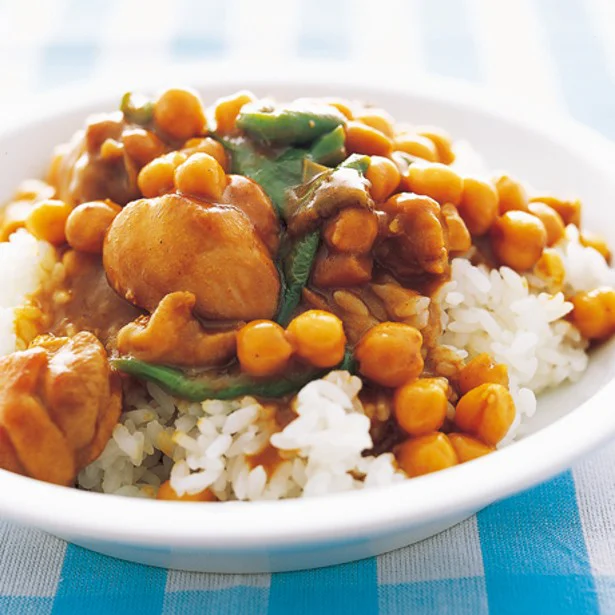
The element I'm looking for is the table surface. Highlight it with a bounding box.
[1,0,615,613]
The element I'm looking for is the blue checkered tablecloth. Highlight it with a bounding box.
[1,0,615,612]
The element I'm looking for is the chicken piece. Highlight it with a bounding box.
[300,287,380,345]
[80,376,122,468]
[51,113,142,206]
[0,348,75,485]
[0,424,26,477]
[117,291,237,366]
[331,289,380,343]
[312,251,373,287]
[370,279,431,330]
[0,332,121,485]
[220,175,280,254]
[441,203,472,255]
[376,192,449,276]
[104,194,280,321]
[36,333,114,454]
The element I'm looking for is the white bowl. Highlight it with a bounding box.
[1,71,615,573]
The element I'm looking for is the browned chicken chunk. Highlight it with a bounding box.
[103,193,280,321]
[376,192,449,276]
[51,113,141,207]
[0,332,121,486]
[220,175,280,255]
[117,291,237,366]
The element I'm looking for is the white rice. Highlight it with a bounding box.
[0,230,55,355]
[1,204,614,499]
[556,225,615,292]
[438,258,580,445]
[77,373,405,499]
[437,224,615,445]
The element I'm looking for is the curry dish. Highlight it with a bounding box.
[0,88,613,501]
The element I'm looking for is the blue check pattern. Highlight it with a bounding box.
[1,0,615,612]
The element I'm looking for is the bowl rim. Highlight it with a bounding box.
[2,66,615,550]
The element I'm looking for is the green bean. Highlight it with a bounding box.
[220,130,349,217]
[338,347,358,373]
[219,135,372,326]
[308,125,346,166]
[120,92,154,126]
[339,153,371,174]
[277,155,372,323]
[276,230,320,326]
[285,155,372,235]
[236,103,346,145]
[111,358,325,402]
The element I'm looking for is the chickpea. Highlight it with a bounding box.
[99,138,124,161]
[122,128,166,168]
[401,162,463,206]
[527,202,565,246]
[66,200,122,254]
[457,177,498,236]
[580,231,612,263]
[441,204,471,254]
[416,126,455,164]
[322,98,354,120]
[237,320,294,377]
[569,287,615,340]
[448,433,494,463]
[455,383,516,446]
[25,199,72,245]
[181,137,228,171]
[529,195,581,227]
[355,108,395,137]
[490,211,547,271]
[214,90,255,135]
[154,88,206,141]
[138,152,187,198]
[345,121,393,157]
[366,156,401,202]
[86,115,125,153]
[355,322,424,388]
[174,153,227,200]
[494,174,529,214]
[157,480,216,502]
[393,133,438,162]
[458,353,509,395]
[286,310,346,368]
[323,208,379,253]
[394,378,448,436]
[396,433,458,477]
[533,249,565,292]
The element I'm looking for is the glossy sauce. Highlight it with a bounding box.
[30,250,142,350]
[245,401,295,477]
[247,444,283,477]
